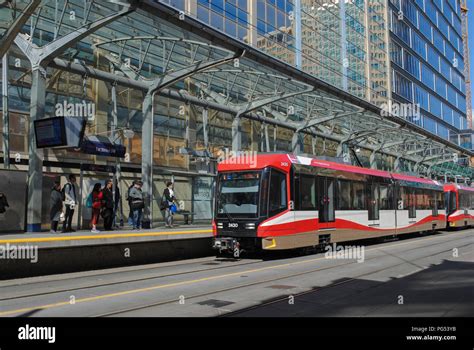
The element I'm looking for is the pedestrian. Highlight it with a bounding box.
[161,181,176,228]
[62,174,77,233]
[113,179,121,228]
[126,181,135,227]
[101,179,114,231]
[129,180,144,230]
[90,183,103,233]
[50,181,63,233]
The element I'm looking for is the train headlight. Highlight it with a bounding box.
[217,222,223,229]
[245,223,255,229]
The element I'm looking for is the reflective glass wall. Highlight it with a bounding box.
[388,0,468,145]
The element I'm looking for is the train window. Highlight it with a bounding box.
[300,176,317,210]
[459,193,469,210]
[337,180,352,210]
[368,182,380,221]
[470,194,474,210]
[401,187,416,218]
[415,189,430,210]
[436,191,445,210]
[269,169,287,216]
[379,185,393,210]
[352,182,366,210]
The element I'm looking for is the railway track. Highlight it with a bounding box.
[93,237,473,317]
[0,230,470,317]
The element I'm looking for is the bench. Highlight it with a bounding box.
[176,210,194,225]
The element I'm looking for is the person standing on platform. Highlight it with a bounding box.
[90,183,103,233]
[62,174,77,233]
[129,180,144,230]
[113,179,121,229]
[101,180,114,231]
[161,181,176,228]
[50,181,63,233]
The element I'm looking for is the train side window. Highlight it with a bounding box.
[300,176,317,210]
[379,185,392,210]
[436,191,445,210]
[416,189,429,210]
[337,179,352,210]
[269,169,287,216]
[352,181,366,210]
[405,187,416,218]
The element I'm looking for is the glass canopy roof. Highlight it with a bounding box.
[0,0,472,179]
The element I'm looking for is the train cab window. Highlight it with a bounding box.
[269,169,287,216]
[337,180,352,210]
[352,182,366,210]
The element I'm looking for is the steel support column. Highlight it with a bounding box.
[232,115,242,152]
[141,92,154,228]
[2,53,10,169]
[292,132,303,154]
[26,68,46,231]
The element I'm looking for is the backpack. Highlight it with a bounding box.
[61,184,67,201]
[86,192,93,209]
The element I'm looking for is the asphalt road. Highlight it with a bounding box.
[0,229,472,317]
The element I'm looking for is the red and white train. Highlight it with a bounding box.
[212,153,471,255]
[444,183,474,228]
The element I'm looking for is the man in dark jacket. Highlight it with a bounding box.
[102,180,114,231]
[62,174,77,232]
[50,181,63,233]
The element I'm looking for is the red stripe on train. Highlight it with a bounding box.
[257,214,446,237]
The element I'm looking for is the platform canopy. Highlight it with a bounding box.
[1,0,473,180]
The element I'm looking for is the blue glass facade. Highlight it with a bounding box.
[389,0,468,145]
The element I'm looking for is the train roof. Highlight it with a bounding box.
[444,183,474,192]
[217,153,443,188]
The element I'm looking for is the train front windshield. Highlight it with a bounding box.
[216,171,261,218]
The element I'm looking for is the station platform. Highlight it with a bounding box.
[0,225,213,248]
[0,225,214,280]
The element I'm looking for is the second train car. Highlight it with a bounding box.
[213,153,449,255]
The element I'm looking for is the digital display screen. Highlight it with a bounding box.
[34,117,67,148]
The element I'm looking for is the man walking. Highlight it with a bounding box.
[62,174,77,233]
[129,180,144,230]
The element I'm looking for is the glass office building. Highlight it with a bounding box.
[163,0,469,148]
[389,0,468,143]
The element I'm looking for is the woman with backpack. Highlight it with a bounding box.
[90,183,103,233]
[161,181,176,228]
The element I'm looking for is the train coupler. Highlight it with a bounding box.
[213,237,242,258]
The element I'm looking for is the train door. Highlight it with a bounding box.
[368,181,380,227]
[318,176,335,229]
